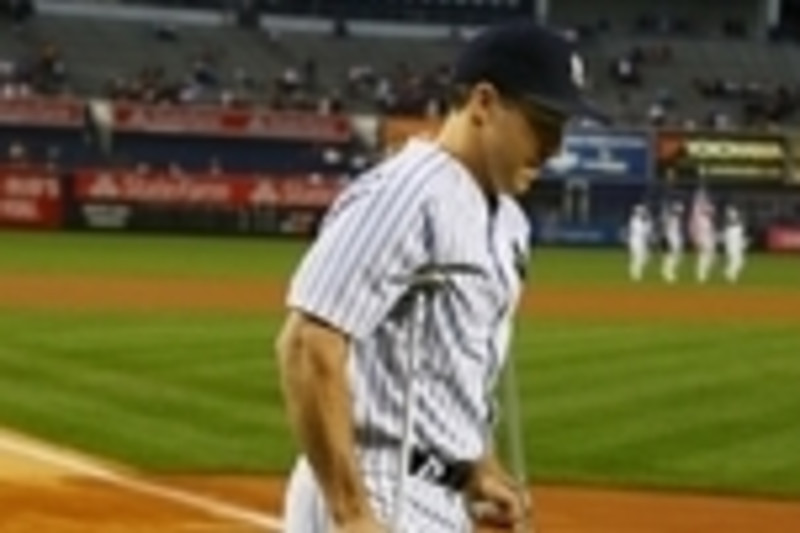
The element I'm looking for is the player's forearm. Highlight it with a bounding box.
[276,315,373,524]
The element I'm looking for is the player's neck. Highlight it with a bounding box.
[435,116,497,198]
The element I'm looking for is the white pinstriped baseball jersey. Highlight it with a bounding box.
[286,137,530,532]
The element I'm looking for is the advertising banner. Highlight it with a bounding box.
[766,225,800,252]
[0,166,63,228]
[543,129,652,182]
[535,220,625,246]
[785,133,800,184]
[0,97,84,128]
[74,171,345,208]
[112,104,352,142]
[657,130,788,182]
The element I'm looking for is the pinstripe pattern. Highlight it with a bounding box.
[286,138,530,532]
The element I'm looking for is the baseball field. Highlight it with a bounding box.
[1,229,799,532]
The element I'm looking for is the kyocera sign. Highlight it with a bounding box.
[684,140,784,160]
[658,132,788,181]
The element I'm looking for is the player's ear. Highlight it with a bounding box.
[467,82,501,127]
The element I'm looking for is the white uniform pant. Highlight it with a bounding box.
[724,243,746,282]
[628,241,649,281]
[283,454,471,533]
[661,243,683,283]
[696,244,716,283]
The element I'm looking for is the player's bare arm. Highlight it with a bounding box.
[276,310,385,532]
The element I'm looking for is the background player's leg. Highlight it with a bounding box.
[662,250,677,283]
[726,249,745,283]
[697,248,715,283]
[630,245,645,281]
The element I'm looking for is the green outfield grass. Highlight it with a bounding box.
[1,230,799,498]
[1,230,799,286]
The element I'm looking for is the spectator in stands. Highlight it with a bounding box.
[647,100,667,126]
[192,55,219,88]
[36,42,68,93]
[609,54,641,87]
[7,139,27,166]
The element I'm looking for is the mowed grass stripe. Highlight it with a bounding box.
[0,343,269,427]
[1,312,281,396]
[0,313,295,470]
[0,231,306,279]
[0,344,279,445]
[0,353,258,467]
[514,322,800,494]
[1,308,799,494]
[519,322,796,391]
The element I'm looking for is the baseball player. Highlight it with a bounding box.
[692,196,717,284]
[276,22,597,533]
[722,205,747,283]
[660,202,684,283]
[627,203,653,282]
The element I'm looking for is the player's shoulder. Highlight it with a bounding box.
[373,138,456,193]
[326,138,451,218]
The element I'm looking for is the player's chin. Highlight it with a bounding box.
[513,168,538,193]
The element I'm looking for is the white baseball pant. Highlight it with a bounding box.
[283,454,471,533]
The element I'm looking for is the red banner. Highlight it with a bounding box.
[0,166,63,228]
[0,98,84,128]
[74,170,345,208]
[113,104,352,142]
[767,225,800,252]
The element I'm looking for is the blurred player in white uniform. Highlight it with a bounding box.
[660,202,684,283]
[692,200,717,283]
[723,205,748,283]
[627,203,653,281]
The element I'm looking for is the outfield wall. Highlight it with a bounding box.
[2,97,800,249]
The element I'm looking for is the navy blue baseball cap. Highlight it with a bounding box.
[453,21,603,120]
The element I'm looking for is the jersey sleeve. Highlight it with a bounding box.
[287,180,433,340]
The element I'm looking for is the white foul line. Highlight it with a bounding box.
[0,434,284,531]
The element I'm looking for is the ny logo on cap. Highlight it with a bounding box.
[570,53,586,89]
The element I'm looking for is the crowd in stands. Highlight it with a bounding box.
[0,41,68,98]
[4,4,800,131]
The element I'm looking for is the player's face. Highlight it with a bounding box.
[463,83,566,195]
[478,88,566,195]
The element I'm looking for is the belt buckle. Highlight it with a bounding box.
[414,453,447,483]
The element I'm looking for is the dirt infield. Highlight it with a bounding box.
[2,273,799,322]
[1,271,800,532]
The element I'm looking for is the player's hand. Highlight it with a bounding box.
[466,457,529,531]
[334,514,389,533]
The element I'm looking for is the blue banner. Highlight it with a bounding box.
[534,221,626,247]
[543,129,653,182]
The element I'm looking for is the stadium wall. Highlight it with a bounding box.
[2,97,800,249]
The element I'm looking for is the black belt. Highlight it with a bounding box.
[408,447,473,491]
[355,430,474,491]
